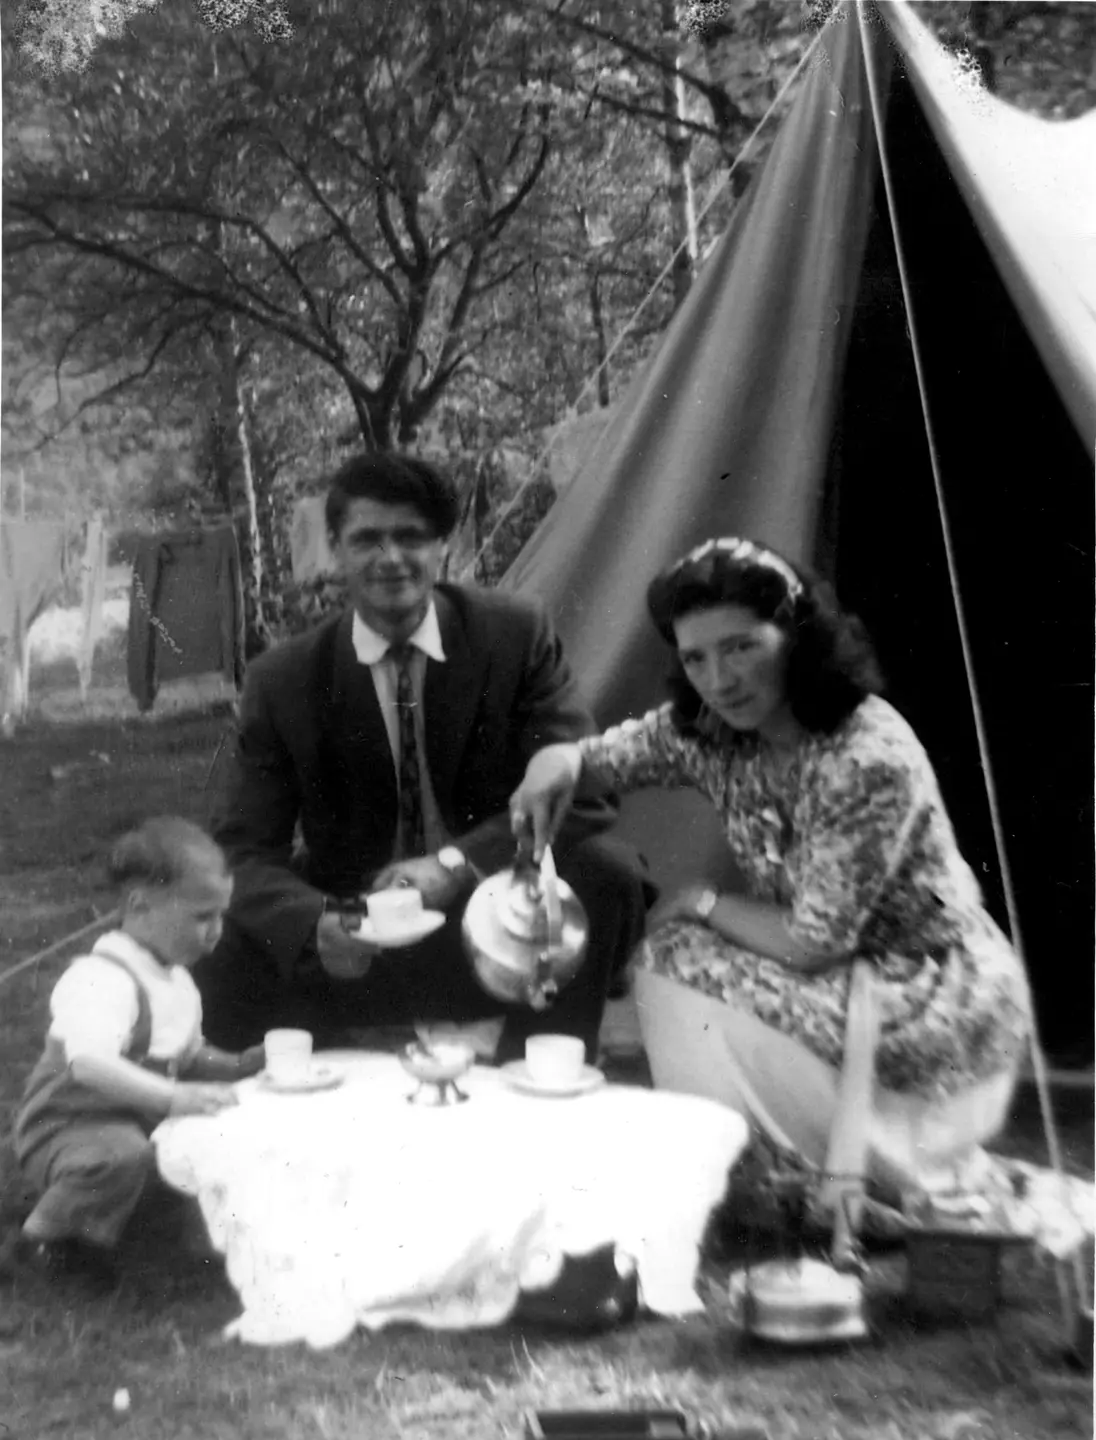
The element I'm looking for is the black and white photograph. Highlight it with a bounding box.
[1,2,1093,1436]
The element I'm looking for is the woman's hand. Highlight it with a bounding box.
[509,743,583,861]
[645,884,716,935]
[169,1082,239,1118]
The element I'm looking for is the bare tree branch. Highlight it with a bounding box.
[542,4,749,135]
[272,139,408,313]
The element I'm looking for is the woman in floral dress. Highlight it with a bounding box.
[510,537,1033,1207]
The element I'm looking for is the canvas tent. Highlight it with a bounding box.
[504,0,1094,1058]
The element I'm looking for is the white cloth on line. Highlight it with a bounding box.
[153,1051,749,1348]
[0,519,66,718]
[289,496,337,582]
[77,517,108,698]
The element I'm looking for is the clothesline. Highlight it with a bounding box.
[0,909,121,993]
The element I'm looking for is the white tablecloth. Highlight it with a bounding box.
[153,1054,749,1348]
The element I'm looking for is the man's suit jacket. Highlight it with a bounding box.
[213,584,620,981]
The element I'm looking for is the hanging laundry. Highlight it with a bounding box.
[126,526,245,712]
[289,495,337,582]
[76,516,109,701]
[0,519,67,722]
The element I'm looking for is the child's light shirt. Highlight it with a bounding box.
[48,930,203,1066]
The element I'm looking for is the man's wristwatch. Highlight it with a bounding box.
[437,846,469,877]
[694,887,719,923]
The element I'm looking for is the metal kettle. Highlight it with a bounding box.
[461,845,588,1010]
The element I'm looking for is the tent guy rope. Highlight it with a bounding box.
[464,21,826,582]
[855,0,1087,1339]
[0,908,121,993]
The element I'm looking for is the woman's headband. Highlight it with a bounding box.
[660,536,804,602]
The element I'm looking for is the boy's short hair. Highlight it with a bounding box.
[108,817,226,890]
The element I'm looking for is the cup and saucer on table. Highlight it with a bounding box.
[256,1029,344,1095]
[501,1035,606,1099]
[352,887,446,949]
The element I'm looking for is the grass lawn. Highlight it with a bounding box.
[0,681,1092,1440]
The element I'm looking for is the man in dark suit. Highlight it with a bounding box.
[194,451,649,1063]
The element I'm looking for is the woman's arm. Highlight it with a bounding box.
[647,708,925,973]
[647,883,843,971]
[512,707,702,859]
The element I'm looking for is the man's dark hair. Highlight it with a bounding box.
[325,452,461,543]
[647,542,883,736]
[109,816,226,890]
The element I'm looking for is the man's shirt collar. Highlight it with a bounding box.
[351,602,446,666]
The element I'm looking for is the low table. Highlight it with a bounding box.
[153,1052,749,1348]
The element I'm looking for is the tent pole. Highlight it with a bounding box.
[855,0,1088,1354]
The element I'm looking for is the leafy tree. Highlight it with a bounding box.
[8,0,289,73]
[5,0,566,451]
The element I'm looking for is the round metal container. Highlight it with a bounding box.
[462,866,588,1009]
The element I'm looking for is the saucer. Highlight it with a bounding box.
[257,1066,344,1095]
[500,1060,606,1098]
[353,911,446,949]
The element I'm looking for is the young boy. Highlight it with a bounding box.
[11,815,264,1289]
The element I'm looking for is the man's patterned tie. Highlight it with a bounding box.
[391,644,426,859]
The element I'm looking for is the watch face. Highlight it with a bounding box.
[439,848,465,872]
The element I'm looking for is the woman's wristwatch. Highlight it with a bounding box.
[694,887,719,923]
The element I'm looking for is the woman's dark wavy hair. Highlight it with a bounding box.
[646,540,883,737]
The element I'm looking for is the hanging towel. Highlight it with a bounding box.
[76,517,109,700]
[126,526,244,712]
[0,519,67,720]
[289,496,337,582]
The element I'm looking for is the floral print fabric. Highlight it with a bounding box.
[580,696,1031,1099]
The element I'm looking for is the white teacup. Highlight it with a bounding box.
[525,1034,586,1086]
[264,1028,313,1084]
[366,887,424,938]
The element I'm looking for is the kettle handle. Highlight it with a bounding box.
[539,845,563,952]
[511,847,541,884]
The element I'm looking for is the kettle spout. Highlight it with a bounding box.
[527,977,559,1011]
[527,953,560,1010]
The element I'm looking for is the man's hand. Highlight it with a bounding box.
[317,911,378,981]
[370,856,464,911]
[169,1082,239,1118]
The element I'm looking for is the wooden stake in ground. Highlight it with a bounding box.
[820,958,879,1269]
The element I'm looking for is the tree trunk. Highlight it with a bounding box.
[661,0,698,309]
[213,317,272,659]
[588,268,611,408]
[474,452,492,560]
